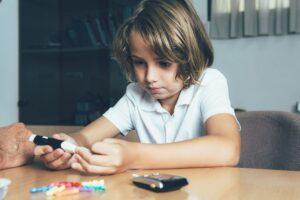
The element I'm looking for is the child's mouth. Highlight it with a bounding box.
[149,87,162,94]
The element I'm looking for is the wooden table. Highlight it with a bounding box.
[0,163,299,200]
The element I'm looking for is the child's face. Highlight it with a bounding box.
[129,32,184,102]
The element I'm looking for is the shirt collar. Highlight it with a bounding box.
[139,84,195,112]
[176,84,195,106]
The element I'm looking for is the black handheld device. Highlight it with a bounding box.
[28,134,77,153]
[132,173,188,192]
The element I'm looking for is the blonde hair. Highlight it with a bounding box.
[112,0,214,88]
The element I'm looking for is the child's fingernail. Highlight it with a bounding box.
[72,163,80,169]
[75,147,80,152]
[79,147,91,154]
[54,136,60,139]
[76,147,85,153]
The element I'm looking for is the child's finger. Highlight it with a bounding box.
[75,147,92,158]
[90,142,117,155]
[75,150,113,167]
[76,147,113,166]
[102,138,120,143]
[71,162,85,173]
[75,154,116,175]
[76,146,120,167]
[34,145,53,156]
[53,133,67,140]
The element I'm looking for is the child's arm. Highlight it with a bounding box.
[34,116,120,170]
[72,116,121,147]
[134,113,240,168]
[72,113,240,174]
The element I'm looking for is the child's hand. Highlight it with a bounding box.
[34,133,78,170]
[71,138,138,175]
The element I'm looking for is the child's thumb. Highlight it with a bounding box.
[53,133,68,140]
[103,138,122,144]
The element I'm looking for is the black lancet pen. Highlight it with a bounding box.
[29,134,77,153]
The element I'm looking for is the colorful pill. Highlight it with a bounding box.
[46,186,59,196]
[55,188,79,197]
[30,186,50,193]
[49,182,60,187]
[31,179,105,196]
[79,187,93,192]
[94,187,105,191]
[54,186,66,193]
[46,185,65,196]
[71,182,82,187]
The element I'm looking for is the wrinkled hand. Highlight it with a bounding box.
[34,133,78,170]
[71,138,139,175]
[0,123,34,170]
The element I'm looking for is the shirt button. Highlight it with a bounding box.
[165,123,168,130]
[165,124,170,133]
[162,114,169,122]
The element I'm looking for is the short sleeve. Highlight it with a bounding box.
[200,72,236,124]
[103,94,134,136]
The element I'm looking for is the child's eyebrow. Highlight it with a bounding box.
[130,55,143,59]
[131,54,169,61]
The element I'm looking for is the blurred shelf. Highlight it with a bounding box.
[22,47,109,54]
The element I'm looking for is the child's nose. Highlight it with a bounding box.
[145,65,159,83]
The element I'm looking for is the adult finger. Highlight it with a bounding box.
[40,148,64,163]
[46,152,72,170]
[34,145,53,156]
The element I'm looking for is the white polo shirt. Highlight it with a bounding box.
[103,68,238,144]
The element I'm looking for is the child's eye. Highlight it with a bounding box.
[132,60,145,66]
[159,61,172,68]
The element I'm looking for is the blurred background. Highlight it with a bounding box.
[0,0,300,126]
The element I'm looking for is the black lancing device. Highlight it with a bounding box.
[132,173,188,192]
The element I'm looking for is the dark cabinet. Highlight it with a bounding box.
[19,0,138,125]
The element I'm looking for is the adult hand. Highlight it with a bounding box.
[34,133,78,170]
[71,138,139,175]
[0,123,34,170]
